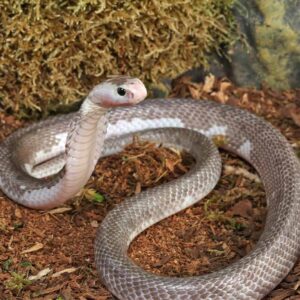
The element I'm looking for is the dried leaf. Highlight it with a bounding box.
[213,91,228,104]
[14,208,22,218]
[48,207,72,214]
[21,242,44,254]
[135,182,141,194]
[90,220,99,228]
[220,81,231,92]
[289,107,300,127]
[229,199,253,219]
[51,267,77,278]
[165,159,176,172]
[203,74,215,93]
[224,165,261,183]
[281,103,300,126]
[184,246,205,259]
[153,255,171,267]
[267,288,296,300]
[28,268,52,281]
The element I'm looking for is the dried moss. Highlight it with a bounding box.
[0,0,237,117]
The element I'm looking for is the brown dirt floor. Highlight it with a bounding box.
[0,75,300,300]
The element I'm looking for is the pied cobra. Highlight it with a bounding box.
[0,76,300,299]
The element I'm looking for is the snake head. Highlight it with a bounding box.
[88,76,147,108]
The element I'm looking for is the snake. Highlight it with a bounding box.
[0,76,300,299]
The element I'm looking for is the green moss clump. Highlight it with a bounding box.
[0,0,237,117]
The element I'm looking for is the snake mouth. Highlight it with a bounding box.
[101,98,137,107]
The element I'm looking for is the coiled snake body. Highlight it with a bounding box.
[1,77,300,299]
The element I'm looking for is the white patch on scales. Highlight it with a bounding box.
[106,117,185,138]
[238,140,252,160]
[199,125,228,137]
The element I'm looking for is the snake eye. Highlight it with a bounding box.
[117,87,126,96]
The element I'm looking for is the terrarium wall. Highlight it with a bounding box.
[224,0,300,90]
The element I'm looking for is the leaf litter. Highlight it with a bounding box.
[0,76,299,299]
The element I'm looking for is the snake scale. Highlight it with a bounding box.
[1,76,300,299]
